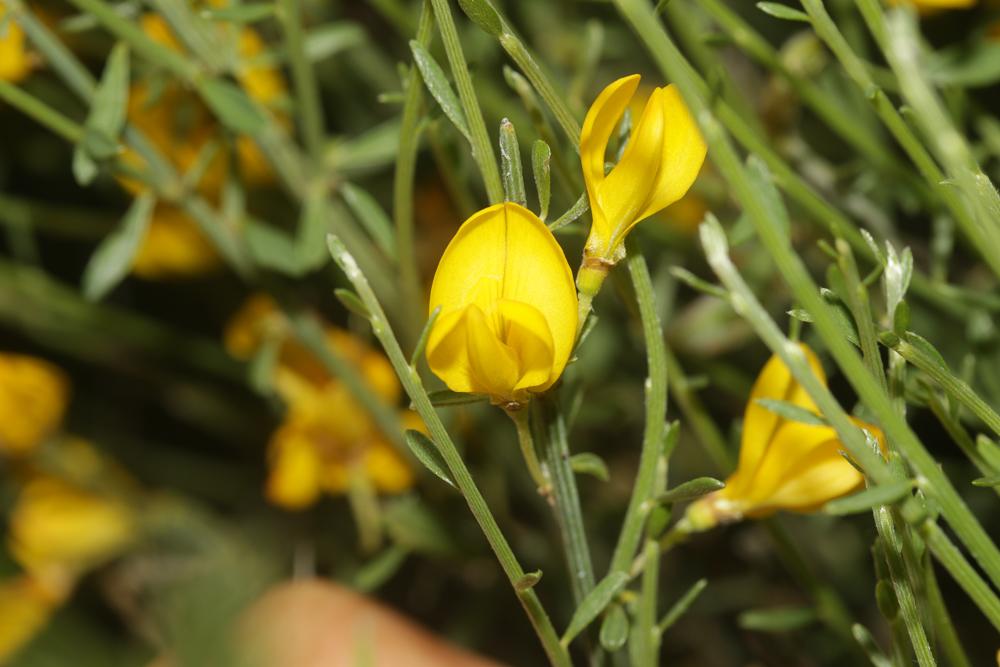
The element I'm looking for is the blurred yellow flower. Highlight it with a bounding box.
[684,344,884,529]
[0,353,69,455]
[425,203,578,408]
[0,1,32,83]
[225,295,414,509]
[578,74,706,286]
[8,474,136,595]
[131,206,221,278]
[123,14,288,279]
[0,575,62,663]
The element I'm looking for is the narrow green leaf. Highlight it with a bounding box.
[404,429,455,489]
[305,23,366,63]
[599,604,629,652]
[902,331,951,375]
[657,578,707,634]
[569,452,610,482]
[425,389,488,407]
[73,42,130,184]
[340,183,396,261]
[656,477,725,504]
[410,41,471,141]
[456,0,502,36]
[975,434,1000,472]
[499,119,526,206]
[755,398,826,426]
[410,307,441,368]
[197,78,267,134]
[81,193,154,301]
[892,300,910,336]
[738,606,817,632]
[972,476,1000,488]
[245,221,302,275]
[515,570,543,592]
[670,266,728,300]
[532,140,551,221]
[756,2,811,23]
[353,545,409,593]
[334,288,371,320]
[548,192,589,231]
[561,571,629,646]
[824,480,915,515]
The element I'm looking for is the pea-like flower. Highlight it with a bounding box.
[0,353,68,455]
[683,344,884,530]
[578,74,706,293]
[425,203,578,409]
[225,295,414,510]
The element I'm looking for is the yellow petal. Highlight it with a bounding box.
[631,85,707,224]
[364,441,414,494]
[0,576,59,663]
[596,87,666,248]
[580,74,641,242]
[0,2,32,83]
[463,303,523,398]
[746,440,863,517]
[736,420,842,510]
[727,343,826,497]
[8,478,134,574]
[0,354,69,455]
[266,423,324,510]
[426,203,577,401]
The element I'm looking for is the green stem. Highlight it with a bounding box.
[635,539,661,665]
[428,0,503,203]
[887,336,1000,441]
[508,407,552,498]
[535,395,596,604]
[0,80,84,144]
[873,508,936,667]
[699,0,892,172]
[919,520,1000,632]
[278,0,325,162]
[497,31,582,151]
[923,555,973,667]
[801,0,1000,281]
[612,0,1000,593]
[393,0,435,347]
[326,236,570,667]
[609,239,668,575]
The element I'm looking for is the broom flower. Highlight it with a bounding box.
[683,344,885,531]
[577,74,706,299]
[426,203,578,409]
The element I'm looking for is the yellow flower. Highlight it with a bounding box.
[0,575,62,663]
[131,206,221,278]
[266,381,416,509]
[0,353,69,455]
[224,295,414,509]
[578,74,706,278]
[0,1,33,83]
[7,475,135,594]
[425,202,578,408]
[122,14,288,279]
[684,344,884,529]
